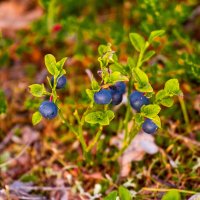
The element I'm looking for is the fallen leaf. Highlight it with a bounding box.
[111,131,159,177]
[194,94,200,115]
[0,1,42,37]
[188,193,200,200]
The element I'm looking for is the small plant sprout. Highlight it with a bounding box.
[29,30,183,161]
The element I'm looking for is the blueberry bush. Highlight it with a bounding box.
[29,31,182,161]
[0,1,200,199]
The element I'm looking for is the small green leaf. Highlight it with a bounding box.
[110,62,129,76]
[85,110,114,126]
[0,89,7,114]
[56,57,67,71]
[156,89,168,101]
[136,82,153,93]
[118,186,132,200]
[91,77,100,91]
[149,30,165,43]
[98,44,110,56]
[109,71,128,84]
[32,111,42,125]
[86,89,95,102]
[156,89,174,107]
[141,104,161,118]
[47,77,52,88]
[127,57,137,68]
[59,69,66,76]
[106,110,115,122]
[135,113,144,126]
[133,68,153,92]
[142,50,155,63]
[149,115,161,128]
[164,79,182,96]
[129,33,145,52]
[161,190,181,200]
[104,191,118,200]
[29,84,45,97]
[160,98,174,107]
[45,54,58,75]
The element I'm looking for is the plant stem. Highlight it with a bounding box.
[59,110,78,138]
[178,96,191,133]
[60,109,89,159]
[47,0,57,32]
[141,187,197,195]
[86,126,103,152]
[124,73,133,142]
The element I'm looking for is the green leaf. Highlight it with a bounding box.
[110,62,129,76]
[85,110,114,126]
[118,186,132,200]
[142,50,155,63]
[160,97,174,107]
[109,71,128,84]
[136,82,153,93]
[164,79,182,96]
[156,89,168,101]
[56,57,67,71]
[47,77,52,88]
[86,89,95,102]
[59,69,67,76]
[156,89,174,107]
[91,77,100,91]
[106,110,115,122]
[133,68,153,92]
[98,44,110,56]
[0,89,7,114]
[129,33,145,52]
[141,104,161,118]
[149,30,165,43]
[161,190,181,200]
[45,54,58,75]
[104,191,118,200]
[127,57,137,68]
[29,84,45,97]
[149,115,161,128]
[135,113,144,126]
[32,111,42,125]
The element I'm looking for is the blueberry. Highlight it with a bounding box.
[39,101,58,119]
[110,82,126,94]
[142,118,158,134]
[94,89,112,105]
[129,91,149,112]
[51,75,67,89]
[110,88,123,105]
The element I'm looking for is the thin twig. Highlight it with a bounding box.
[140,187,197,195]
[0,140,31,168]
[11,186,70,192]
[0,125,19,152]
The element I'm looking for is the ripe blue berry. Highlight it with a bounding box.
[111,82,126,94]
[51,75,67,89]
[110,88,123,105]
[142,118,158,134]
[129,91,149,112]
[94,89,112,105]
[39,101,58,119]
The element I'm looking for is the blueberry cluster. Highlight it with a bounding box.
[94,82,126,105]
[129,91,158,134]
[39,75,67,119]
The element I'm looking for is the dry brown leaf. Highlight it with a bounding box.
[194,94,200,115]
[0,0,42,37]
[111,132,159,177]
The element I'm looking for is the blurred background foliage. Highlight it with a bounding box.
[0,0,200,199]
